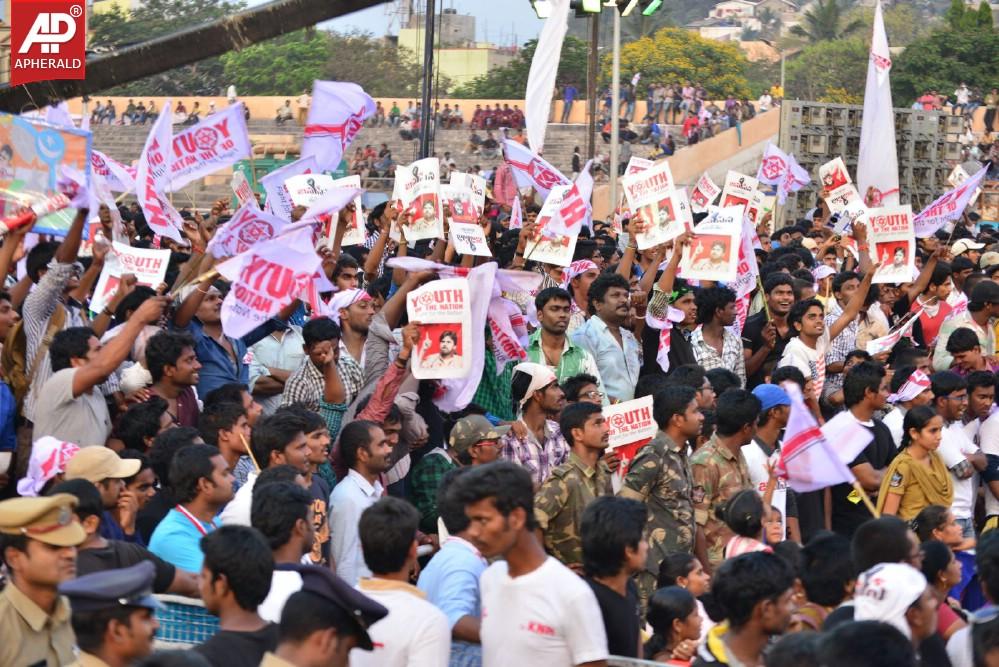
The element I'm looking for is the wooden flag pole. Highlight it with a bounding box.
[239,434,261,473]
[852,480,881,518]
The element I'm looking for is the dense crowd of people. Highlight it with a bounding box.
[0,92,998,667]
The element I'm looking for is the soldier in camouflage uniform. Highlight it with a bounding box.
[690,388,761,572]
[534,402,612,569]
[619,385,704,608]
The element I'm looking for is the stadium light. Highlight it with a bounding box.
[530,0,553,18]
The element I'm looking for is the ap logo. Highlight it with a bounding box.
[11,0,86,85]
[19,11,77,53]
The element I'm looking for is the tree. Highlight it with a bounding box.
[785,37,868,102]
[609,27,751,99]
[452,36,588,99]
[221,31,329,96]
[892,23,999,103]
[789,0,865,42]
[848,3,936,47]
[324,31,436,97]
[978,1,996,28]
[89,0,244,95]
[756,7,781,41]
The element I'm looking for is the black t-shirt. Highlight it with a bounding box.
[77,541,175,593]
[641,325,697,379]
[586,577,641,658]
[741,312,792,389]
[831,416,897,538]
[307,475,331,567]
[194,624,280,667]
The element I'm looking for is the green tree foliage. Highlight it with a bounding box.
[785,37,868,102]
[848,3,935,47]
[608,27,751,99]
[789,0,864,42]
[452,36,588,99]
[892,22,999,103]
[326,31,434,97]
[89,0,244,95]
[221,31,328,96]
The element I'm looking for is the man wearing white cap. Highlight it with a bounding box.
[952,239,985,266]
[329,288,374,404]
[855,562,938,651]
[882,368,934,448]
[499,362,568,488]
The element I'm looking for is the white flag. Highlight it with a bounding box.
[509,195,523,230]
[207,203,289,258]
[260,156,319,220]
[913,164,989,238]
[300,186,364,222]
[857,0,900,207]
[776,384,873,493]
[525,0,570,152]
[503,139,570,199]
[215,225,321,339]
[167,103,252,192]
[134,100,183,242]
[91,150,136,193]
[301,81,376,172]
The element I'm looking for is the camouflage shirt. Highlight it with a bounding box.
[619,432,696,574]
[534,452,613,566]
[689,434,753,569]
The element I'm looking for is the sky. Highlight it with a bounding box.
[319,0,544,46]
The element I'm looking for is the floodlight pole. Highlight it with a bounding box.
[419,0,437,159]
[609,5,621,211]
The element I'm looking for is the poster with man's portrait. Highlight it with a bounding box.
[397,157,444,243]
[867,205,915,284]
[819,157,852,191]
[407,277,473,380]
[680,205,741,282]
[720,170,758,211]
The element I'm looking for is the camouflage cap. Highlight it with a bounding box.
[449,415,510,455]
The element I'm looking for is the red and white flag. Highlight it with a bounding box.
[542,161,594,240]
[301,81,376,172]
[776,383,873,493]
[913,164,988,238]
[135,100,184,243]
[756,143,810,205]
[207,202,289,258]
[503,139,570,199]
[91,150,136,193]
[167,103,252,192]
[729,214,761,335]
[489,297,528,373]
[260,156,319,220]
[215,225,321,338]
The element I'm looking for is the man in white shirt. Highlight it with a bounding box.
[351,497,450,667]
[248,324,305,415]
[451,461,608,667]
[931,371,987,540]
[329,420,394,585]
[252,481,314,623]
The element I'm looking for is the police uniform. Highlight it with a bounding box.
[0,494,86,667]
[59,561,161,667]
[259,564,389,666]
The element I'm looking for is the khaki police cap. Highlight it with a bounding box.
[0,494,86,547]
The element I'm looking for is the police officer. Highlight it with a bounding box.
[0,493,86,666]
[59,561,160,666]
[262,563,388,667]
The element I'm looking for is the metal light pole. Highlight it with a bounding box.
[418,0,437,159]
[609,5,621,215]
[586,15,599,161]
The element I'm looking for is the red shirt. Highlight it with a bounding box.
[912,299,952,348]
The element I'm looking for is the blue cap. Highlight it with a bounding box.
[752,384,791,412]
[59,561,161,612]
[284,564,388,651]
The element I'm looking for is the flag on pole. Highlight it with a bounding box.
[509,195,523,230]
[206,203,289,258]
[167,103,252,192]
[260,156,319,220]
[857,0,900,207]
[776,383,873,493]
[541,160,594,240]
[756,143,810,205]
[503,139,571,199]
[135,100,184,243]
[524,0,570,153]
[91,150,136,193]
[301,81,376,172]
[913,164,989,238]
